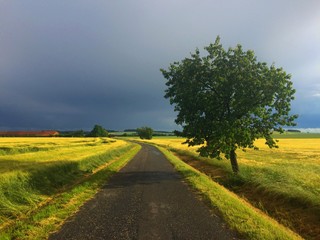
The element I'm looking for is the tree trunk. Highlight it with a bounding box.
[230,149,239,174]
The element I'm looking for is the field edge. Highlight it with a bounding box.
[156,145,303,240]
[1,143,141,240]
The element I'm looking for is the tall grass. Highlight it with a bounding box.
[136,136,320,238]
[158,146,302,239]
[139,137,320,211]
[0,137,136,230]
[1,142,141,239]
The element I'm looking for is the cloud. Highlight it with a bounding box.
[0,0,320,130]
[310,84,320,98]
[296,128,320,133]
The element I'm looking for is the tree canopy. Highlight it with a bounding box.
[137,126,153,140]
[160,36,297,173]
[87,125,109,137]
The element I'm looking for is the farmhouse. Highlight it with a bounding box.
[0,130,59,137]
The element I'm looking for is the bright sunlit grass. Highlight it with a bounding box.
[158,146,302,240]
[0,137,136,232]
[137,136,320,214]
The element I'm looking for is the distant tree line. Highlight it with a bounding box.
[286,129,301,133]
[59,130,87,137]
[58,125,109,137]
[0,125,175,138]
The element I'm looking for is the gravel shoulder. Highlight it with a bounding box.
[49,143,239,240]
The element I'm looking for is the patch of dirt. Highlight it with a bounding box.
[173,151,320,240]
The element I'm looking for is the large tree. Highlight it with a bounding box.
[160,36,297,173]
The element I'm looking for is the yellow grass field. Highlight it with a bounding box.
[138,136,320,238]
[0,137,135,229]
[0,137,127,173]
[143,137,320,205]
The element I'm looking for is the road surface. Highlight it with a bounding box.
[49,143,238,240]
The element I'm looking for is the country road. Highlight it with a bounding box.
[49,143,238,240]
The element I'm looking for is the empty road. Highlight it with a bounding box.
[49,143,238,240]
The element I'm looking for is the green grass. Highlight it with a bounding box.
[138,137,320,213]
[138,136,320,238]
[158,146,302,240]
[0,137,140,239]
[272,132,320,138]
[1,144,141,239]
[173,145,320,212]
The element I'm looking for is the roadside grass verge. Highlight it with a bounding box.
[0,138,141,239]
[157,146,302,240]
[134,137,320,239]
[134,137,320,211]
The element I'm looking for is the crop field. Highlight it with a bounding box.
[1,135,319,239]
[137,136,320,239]
[0,137,140,238]
[144,137,320,198]
[142,136,320,203]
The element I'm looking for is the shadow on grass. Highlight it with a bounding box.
[1,144,137,200]
[0,160,85,204]
[29,161,83,195]
[171,149,320,240]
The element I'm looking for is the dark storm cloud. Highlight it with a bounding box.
[1,0,319,130]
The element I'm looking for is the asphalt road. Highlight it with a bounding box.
[49,143,238,240]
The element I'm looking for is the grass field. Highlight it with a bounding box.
[0,137,140,238]
[158,146,302,240]
[1,135,319,239]
[135,134,320,239]
[142,137,320,207]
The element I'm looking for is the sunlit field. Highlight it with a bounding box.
[137,135,320,238]
[159,146,302,240]
[0,138,125,172]
[138,135,320,236]
[0,137,136,230]
[142,137,320,210]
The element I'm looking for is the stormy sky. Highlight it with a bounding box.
[1,1,319,131]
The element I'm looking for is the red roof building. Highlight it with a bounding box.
[0,130,59,137]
